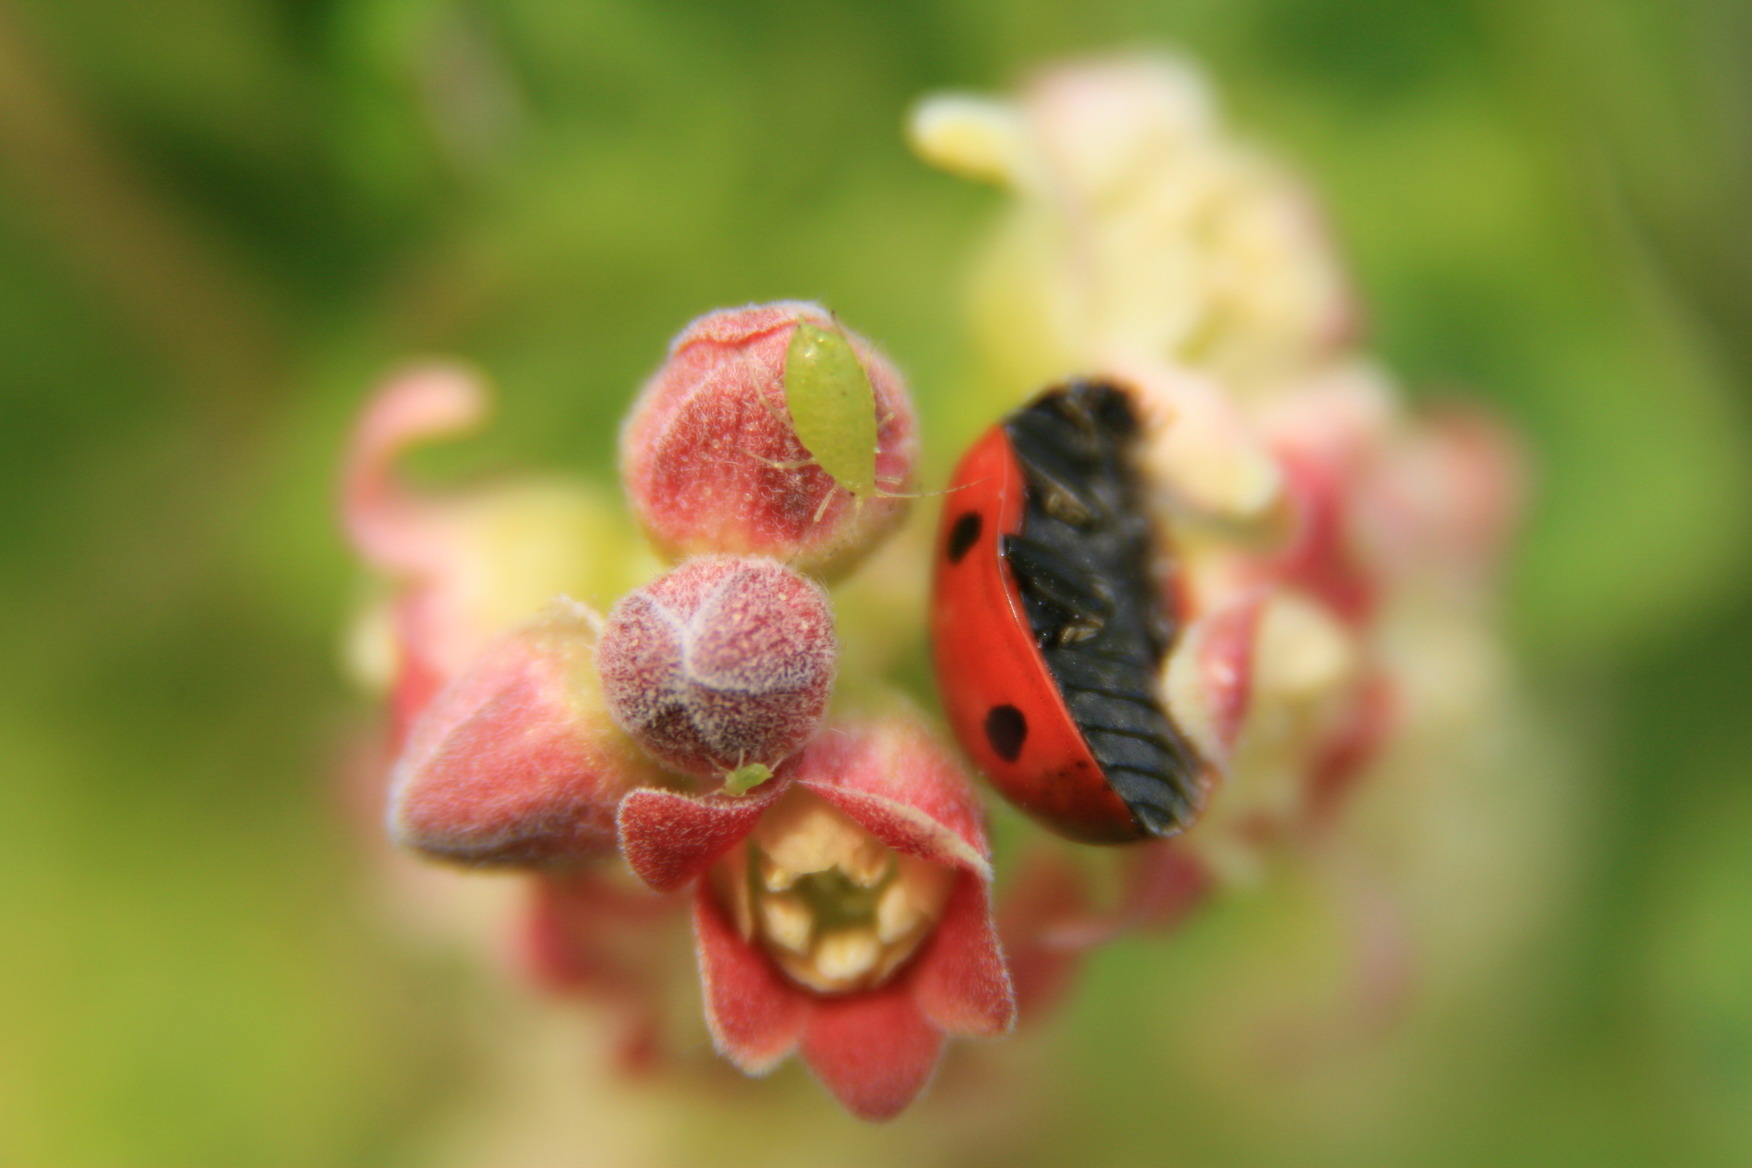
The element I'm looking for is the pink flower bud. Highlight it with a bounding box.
[620,302,918,579]
[597,556,837,778]
[388,598,667,867]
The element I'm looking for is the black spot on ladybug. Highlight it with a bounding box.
[946,512,982,564]
[984,704,1027,761]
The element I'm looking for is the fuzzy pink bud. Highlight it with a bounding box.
[388,598,666,867]
[620,302,918,579]
[597,556,837,778]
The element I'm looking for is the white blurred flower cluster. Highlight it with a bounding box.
[910,55,1537,950]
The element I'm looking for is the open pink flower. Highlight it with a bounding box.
[617,716,1015,1120]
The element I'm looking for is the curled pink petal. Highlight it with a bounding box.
[342,364,641,750]
[617,783,786,894]
[799,984,944,1122]
[694,883,809,1074]
[792,718,991,875]
[910,875,1015,1037]
[363,634,451,756]
[803,784,989,879]
[342,363,488,575]
[1256,369,1395,625]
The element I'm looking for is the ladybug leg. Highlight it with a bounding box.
[1004,442,1107,529]
[1027,466,1102,527]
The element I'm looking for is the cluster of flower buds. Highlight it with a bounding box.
[344,303,1012,1120]
[342,53,1527,1127]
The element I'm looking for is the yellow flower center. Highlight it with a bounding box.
[716,789,954,994]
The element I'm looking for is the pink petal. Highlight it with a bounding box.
[1304,670,1395,826]
[386,637,449,750]
[794,719,990,875]
[389,600,662,866]
[523,875,617,992]
[1116,839,1212,931]
[1273,448,1375,626]
[520,869,677,993]
[910,874,1015,1038]
[1042,842,1212,950]
[994,849,1094,1021]
[805,783,989,877]
[520,871,682,1075]
[1162,593,1264,767]
[617,783,785,893]
[342,365,633,733]
[1424,407,1526,571]
[799,985,944,1121]
[1196,598,1262,752]
[342,363,487,575]
[992,844,1210,1025]
[693,884,807,1074]
[1366,405,1527,586]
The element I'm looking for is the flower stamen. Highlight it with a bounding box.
[728,790,954,994]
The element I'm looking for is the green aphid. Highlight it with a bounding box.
[783,321,888,504]
[724,762,774,795]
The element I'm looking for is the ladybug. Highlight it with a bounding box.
[930,380,1206,844]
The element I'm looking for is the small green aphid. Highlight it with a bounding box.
[725,762,774,795]
[783,321,897,511]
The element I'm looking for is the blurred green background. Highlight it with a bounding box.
[2,0,1749,1165]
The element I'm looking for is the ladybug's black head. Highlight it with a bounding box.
[1055,379,1141,440]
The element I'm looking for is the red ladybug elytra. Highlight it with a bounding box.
[930,380,1206,844]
